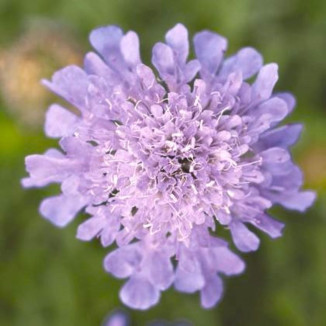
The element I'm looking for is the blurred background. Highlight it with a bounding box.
[0,0,325,325]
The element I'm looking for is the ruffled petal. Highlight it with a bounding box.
[120,276,160,310]
[276,92,296,115]
[174,249,205,293]
[220,47,263,80]
[89,25,124,68]
[152,42,175,80]
[255,124,303,151]
[22,151,77,187]
[146,252,174,291]
[76,216,107,241]
[120,31,141,67]
[200,275,223,309]
[213,247,245,275]
[249,214,285,238]
[42,66,89,110]
[270,190,316,212]
[165,23,189,64]
[230,221,260,252]
[194,30,227,78]
[84,52,120,86]
[40,194,88,227]
[45,104,79,138]
[252,63,278,101]
[260,147,291,175]
[104,245,142,279]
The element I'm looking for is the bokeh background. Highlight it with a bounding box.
[0,0,326,325]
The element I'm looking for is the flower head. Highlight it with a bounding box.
[103,310,191,326]
[23,24,315,310]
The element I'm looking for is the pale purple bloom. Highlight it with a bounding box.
[103,310,191,326]
[23,24,315,310]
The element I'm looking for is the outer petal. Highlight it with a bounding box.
[152,42,175,78]
[165,23,189,63]
[194,30,227,78]
[249,214,285,238]
[212,247,245,275]
[104,246,142,279]
[260,147,292,175]
[275,92,296,115]
[219,47,263,80]
[76,216,107,241]
[45,104,79,138]
[269,190,316,212]
[146,252,174,291]
[120,276,160,310]
[120,31,141,67]
[84,52,120,85]
[230,221,260,252]
[174,250,205,293]
[251,63,278,101]
[40,194,88,227]
[42,66,88,110]
[89,25,124,69]
[22,151,77,187]
[200,275,223,309]
[255,124,303,151]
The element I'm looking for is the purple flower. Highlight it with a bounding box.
[23,24,315,310]
[103,310,191,326]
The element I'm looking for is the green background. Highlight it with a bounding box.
[0,0,326,325]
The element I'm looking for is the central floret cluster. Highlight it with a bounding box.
[23,24,315,310]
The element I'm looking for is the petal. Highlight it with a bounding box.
[230,221,260,252]
[252,63,278,101]
[89,25,125,69]
[174,250,205,293]
[76,216,107,241]
[275,92,296,115]
[120,31,141,67]
[255,124,303,151]
[136,64,157,89]
[194,30,227,78]
[120,277,160,310]
[249,214,285,238]
[174,266,205,293]
[104,245,142,279]
[40,194,87,227]
[45,104,79,138]
[104,311,129,326]
[165,23,189,63]
[220,47,263,80]
[184,59,201,83]
[270,165,304,191]
[22,151,76,187]
[42,66,88,110]
[152,42,175,77]
[84,52,120,85]
[200,275,223,309]
[146,252,174,291]
[272,190,316,212]
[212,247,245,275]
[255,97,288,122]
[249,97,288,134]
[100,224,119,247]
[261,147,290,164]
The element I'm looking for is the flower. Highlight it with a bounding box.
[103,310,191,326]
[23,24,315,310]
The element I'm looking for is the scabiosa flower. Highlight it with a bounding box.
[23,24,315,310]
[103,310,191,326]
